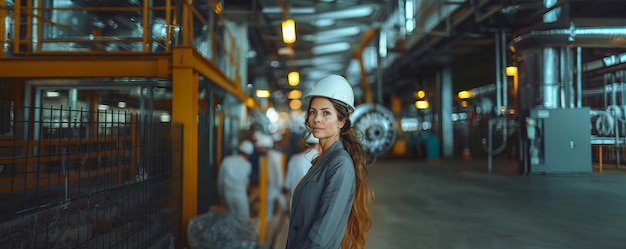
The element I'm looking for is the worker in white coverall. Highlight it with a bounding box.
[255,134,286,219]
[284,135,320,201]
[217,140,254,219]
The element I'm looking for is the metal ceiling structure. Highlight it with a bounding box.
[223,0,626,111]
[224,0,396,107]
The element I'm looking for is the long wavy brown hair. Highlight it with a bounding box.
[304,97,374,249]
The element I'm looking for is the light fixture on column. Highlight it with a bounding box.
[282,19,296,44]
[288,71,300,86]
[506,66,518,76]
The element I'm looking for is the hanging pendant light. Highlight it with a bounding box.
[282,19,296,44]
[288,71,300,86]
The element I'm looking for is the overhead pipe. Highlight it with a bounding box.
[510,23,626,51]
[482,31,509,156]
[560,46,575,108]
[500,30,508,113]
[577,47,582,108]
[494,32,502,113]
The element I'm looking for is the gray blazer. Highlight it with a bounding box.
[286,141,356,249]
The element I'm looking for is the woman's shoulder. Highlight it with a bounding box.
[324,144,354,169]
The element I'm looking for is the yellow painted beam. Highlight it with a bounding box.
[0,57,171,78]
[354,28,377,104]
[172,46,246,101]
[258,156,268,243]
[172,67,199,249]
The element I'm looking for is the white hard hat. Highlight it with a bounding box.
[304,74,355,113]
[255,135,274,148]
[238,140,254,155]
[305,135,319,144]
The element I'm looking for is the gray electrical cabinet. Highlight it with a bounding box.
[529,108,591,174]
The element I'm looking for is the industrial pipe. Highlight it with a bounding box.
[510,23,626,51]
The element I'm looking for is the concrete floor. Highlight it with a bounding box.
[267,157,626,249]
[366,157,626,249]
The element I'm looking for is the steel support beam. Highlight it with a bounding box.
[0,57,171,78]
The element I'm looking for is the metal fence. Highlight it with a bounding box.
[0,103,183,249]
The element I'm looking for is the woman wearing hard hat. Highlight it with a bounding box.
[285,74,373,249]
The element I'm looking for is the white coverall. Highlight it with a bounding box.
[217,154,252,219]
[264,149,286,219]
[284,149,319,193]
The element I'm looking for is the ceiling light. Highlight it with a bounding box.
[415,90,426,99]
[289,99,302,110]
[457,90,472,99]
[315,26,361,40]
[282,19,296,44]
[313,19,336,27]
[118,101,127,108]
[318,6,374,19]
[415,100,429,109]
[288,90,302,99]
[263,6,315,14]
[506,66,518,76]
[256,90,270,98]
[45,91,60,97]
[288,71,300,86]
[278,47,294,56]
[312,42,350,55]
[160,112,171,122]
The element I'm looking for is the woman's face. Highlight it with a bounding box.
[307,97,345,140]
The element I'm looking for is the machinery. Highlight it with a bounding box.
[526,108,591,173]
[351,103,398,159]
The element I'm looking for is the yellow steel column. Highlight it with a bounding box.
[172,66,199,247]
[354,28,376,104]
[216,112,224,166]
[258,156,268,243]
[391,94,407,156]
[142,0,149,52]
[182,0,191,45]
[599,146,603,173]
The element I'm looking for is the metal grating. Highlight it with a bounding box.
[0,103,183,248]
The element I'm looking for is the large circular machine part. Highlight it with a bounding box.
[350,103,398,157]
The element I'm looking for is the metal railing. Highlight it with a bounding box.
[0,104,183,248]
[1,0,242,84]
